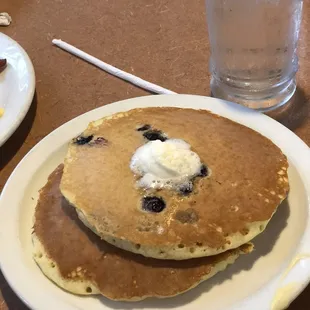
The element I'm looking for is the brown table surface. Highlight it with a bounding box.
[0,0,309,309]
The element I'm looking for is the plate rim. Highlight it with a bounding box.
[0,94,309,310]
[0,33,36,146]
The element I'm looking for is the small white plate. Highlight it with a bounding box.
[0,95,310,310]
[0,33,35,146]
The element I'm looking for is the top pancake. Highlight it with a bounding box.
[60,107,289,260]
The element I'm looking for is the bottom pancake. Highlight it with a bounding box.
[32,165,253,301]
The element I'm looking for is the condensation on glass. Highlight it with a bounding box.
[206,0,303,111]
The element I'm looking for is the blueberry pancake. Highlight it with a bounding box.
[60,107,289,260]
[32,165,253,300]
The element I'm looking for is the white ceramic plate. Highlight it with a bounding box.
[0,33,35,146]
[0,95,310,310]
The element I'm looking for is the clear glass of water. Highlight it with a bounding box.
[206,0,303,111]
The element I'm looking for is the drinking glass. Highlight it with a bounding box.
[206,0,303,111]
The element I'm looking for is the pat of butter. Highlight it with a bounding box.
[0,108,4,117]
[130,139,202,190]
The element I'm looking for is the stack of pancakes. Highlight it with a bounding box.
[32,107,289,301]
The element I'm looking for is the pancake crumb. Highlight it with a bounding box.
[0,13,11,26]
[230,205,239,212]
[216,226,223,233]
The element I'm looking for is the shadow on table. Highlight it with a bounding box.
[288,284,310,309]
[98,199,289,309]
[211,86,309,133]
[0,92,37,171]
[0,271,29,310]
[266,86,309,131]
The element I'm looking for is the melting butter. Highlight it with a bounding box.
[271,254,310,310]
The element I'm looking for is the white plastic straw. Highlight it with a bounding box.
[52,39,176,95]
